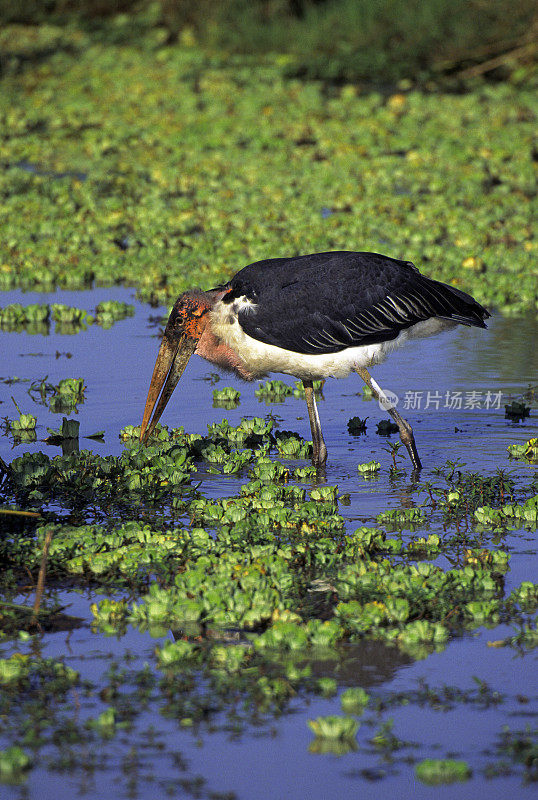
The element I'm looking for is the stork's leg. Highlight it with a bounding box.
[354,367,422,471]
[303,380,327,468]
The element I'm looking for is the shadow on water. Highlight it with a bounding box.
[0,286,536,800]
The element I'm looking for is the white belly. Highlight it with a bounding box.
[210,299,455,382]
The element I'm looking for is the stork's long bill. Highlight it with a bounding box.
[139,333,197,443]
[139,292,211,443]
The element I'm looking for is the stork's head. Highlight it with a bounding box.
[139,291,211,443]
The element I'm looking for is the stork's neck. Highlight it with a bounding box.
[183,290,253,380]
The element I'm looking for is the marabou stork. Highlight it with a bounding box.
[140,251,489,470]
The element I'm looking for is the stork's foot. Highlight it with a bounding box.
[355,367,422,472]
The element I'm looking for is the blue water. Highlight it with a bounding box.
[0,287,536,800]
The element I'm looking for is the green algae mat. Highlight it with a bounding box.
[0,43,536,313]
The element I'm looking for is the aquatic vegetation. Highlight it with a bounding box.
[0,303,49,332]
[51,304,93,327]
[23,376,86,415]
[274,431,313,459]
[375,505,425,526]
[45,417,80,442]
[0,41,534,317]
[0,406,535,796]
[292,380,324,399]
[212,386,241,407]
[504,401,531,421]
[422,466,518,527]
[47,378,86,413]
[493,726,538,782]
[1,418,532,668]
[94,300,134,327]
[474,495,538,528]
[0,302,133,334]
[333,552,511,652]
[308,715,359,740]
[8,413,36,433]
[4,412,37,444]
[0,653,32,685]
[508,438,538,463]
[86,707,118,737]
[376,420,399,436]
[508,582,538,613]
[415,758,471,785]
[357,460,381,475]
[0,746,31,780]
[347,416,368,434]
[255,379,293,401]
[340,687,370,714]
[0,653,78,689]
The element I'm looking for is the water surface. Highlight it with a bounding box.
[0,288,536,800]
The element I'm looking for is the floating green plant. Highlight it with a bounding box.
[46,417,80,442]
[0,746,32,780]
[47,378,86,413]
[474,496,538,527]
[8,413,36,433]
[376,419,399,435]
[340,687,370,714]
[255,379,293,401]
[293,380,324,399]
[0,302,134,334]
[504,401,530,421]
[347,416,368,434]
[357,460,381,475]
[51,304,93,327]
[274,431,312,458]
[0,303,49,332]
[308,715,359,740]
[508,437,538,463]
[94,300,134,327]
[0,404,536,792]
[212,386,241,407]
[415,758,471,785]
[376,506,425,526]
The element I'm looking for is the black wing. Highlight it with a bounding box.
[222,251,489,355]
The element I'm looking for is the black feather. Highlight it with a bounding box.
[220,251,489,355]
